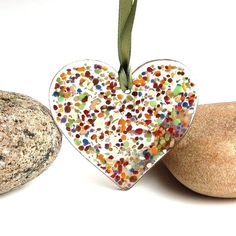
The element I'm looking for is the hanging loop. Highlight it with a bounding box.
[118,0,137,92]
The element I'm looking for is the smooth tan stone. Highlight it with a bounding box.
[0,91,62,194]
[163,102,236,198]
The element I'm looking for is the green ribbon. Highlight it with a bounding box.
[118,0,137,92]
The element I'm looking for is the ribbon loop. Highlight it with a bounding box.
[118,0,137,92]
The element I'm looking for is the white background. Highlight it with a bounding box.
[0,0,236,235]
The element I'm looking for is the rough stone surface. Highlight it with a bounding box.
[0,91,62,194]
[163,102,236,198]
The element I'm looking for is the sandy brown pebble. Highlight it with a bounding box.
[0,91,62,194]
[163,102,236,198]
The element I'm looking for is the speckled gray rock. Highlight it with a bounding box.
[0,91,62,194]
[163,102,236,198]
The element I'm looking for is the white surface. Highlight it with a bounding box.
[0,0,235,235]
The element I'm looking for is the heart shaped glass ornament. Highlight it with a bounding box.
[49,59,198,189]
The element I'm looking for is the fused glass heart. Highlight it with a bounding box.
[49,59,198,189]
